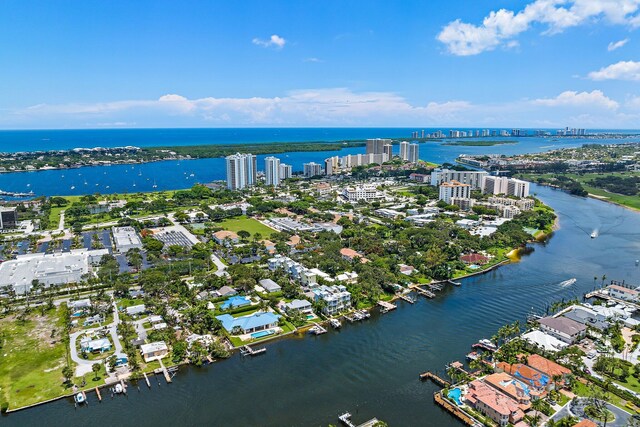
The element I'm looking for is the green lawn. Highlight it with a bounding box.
[216,216,276,237]
[47,206,65,230]
[571,380,628,411]
[0,309,69,410]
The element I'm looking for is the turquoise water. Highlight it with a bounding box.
[448,388,463,406]
[250,330,274,339]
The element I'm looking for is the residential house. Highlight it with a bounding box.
[259,278,282,294]
[525,354,571,382]
[213,286,237,298]
[607,284,640,302]
[483,372,535,405]
[460,253,489,265]
[126,304,146,316]
[537,316,587,344]
[398,264,416,275]
[216,311,280,335]
[140,341,169,362]
[283,299,313,315]
[80,337,112,353]
[340,247,369,263]
[219,295,252,311]
[465,379,525,426]
[213,230,240,246]
[313,285,351,316]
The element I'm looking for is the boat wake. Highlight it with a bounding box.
[559,278,577,287]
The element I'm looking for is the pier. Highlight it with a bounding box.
[434,392,482,427]
[240,345,267,356]
[415,287,436,298]
[309,322,327,335]
[143,372,151,388]
[400,294,416,304]
[338,412,381,427]
[377,300,396,313]
[419,371,451,387]
[95,387,101,402]
[157,359,172,383]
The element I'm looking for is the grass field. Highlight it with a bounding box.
[216,216,276,236]
[0,309,69,410]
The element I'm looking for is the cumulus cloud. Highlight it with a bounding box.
[252,34,286,49]
[588,60,640,80]
[437,0,640,56]
[532,90,619,109]
[303,57,323,62]
[608,38,629,50]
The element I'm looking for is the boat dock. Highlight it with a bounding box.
[434,392,482,427]
[415,287,436,298]
[419,371,451,387]
[309,322,327,335]
[377,300,397,313]
[447,279,462,286]
[400,294,416,304]
[156,359,172,383]
[95,387,101,402]
[240,345,267,356]
[471,342,496,352]
[143,372,151,388]
[338,412,381,427]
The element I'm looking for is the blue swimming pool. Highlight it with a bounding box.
[251,329,275,339]
[448,388,463,406]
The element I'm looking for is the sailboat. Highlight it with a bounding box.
[152,180,158,189]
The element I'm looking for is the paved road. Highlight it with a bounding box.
[211,253,228,277]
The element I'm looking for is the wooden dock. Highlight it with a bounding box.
[415,287,436,298]
[240,345,267,356]
[434,392,482,427]
[309,322,327,335]
[338,412,380,427]
[419,371,451,387]
[158,359,172,383]
[377,300,397,313]
[143,372,151,388]
[400,294,416,304]
[95,387,101,402]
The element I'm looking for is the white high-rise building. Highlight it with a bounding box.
[325,156,339,176]
[481,176,529,197]
[366,138,391,155]
[279,163,292,180]
[303,162,324,178]
[408,143,419,163]
[430,169,488,190]
[226,153,257,190]
[399,141,409,161]
[383,144,393,160]
[264,156,281,187]
[507,178,530,198]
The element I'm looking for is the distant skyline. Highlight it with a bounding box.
[1,0,640,129]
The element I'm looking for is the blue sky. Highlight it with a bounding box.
[1,0,640,129]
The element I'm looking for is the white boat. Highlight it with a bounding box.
[74,392,85,404]
[466,351,479,361]
[114,383,124,394]
[591,231,598,238]
[70,185,75,190]
[330,318,341,329]
[478,338,497,350]
[560,278,577,287]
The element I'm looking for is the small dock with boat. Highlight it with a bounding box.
[240,345,267,356]
[400,293,416,304]
[419,371,451,387]
[415,287,436,299]
[309,322,327,335]
[377,300,397,313]
[338,412,381,427]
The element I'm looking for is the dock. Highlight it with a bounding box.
[338,412,380,427]
[434,392,482,426]
[120,379,128,393]
[309,322,327,335]
[377,300,396,313]
[419,371,451,387]
[143,372,151,388]
[240,345,267,356]
[95,387,101,402]
[157,359,172,383]
[400,294,416,304]
[415,287,436,298]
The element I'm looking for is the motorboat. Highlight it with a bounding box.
[74,392,85,404]
[560,278,577,287]
[114,383,124,394]
[330,318,341,329]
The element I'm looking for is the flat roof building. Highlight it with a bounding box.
[112,226,142,253]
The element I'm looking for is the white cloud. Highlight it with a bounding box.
[437,0,640,56]
[303,57,323,63]
[5,88,639,128]
[532,90,619,109]
[608,38,629,50]
[252,34,286,49]
[588,60,640,80]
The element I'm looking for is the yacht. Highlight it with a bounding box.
[591,230,598,238]
[330,318,341,329]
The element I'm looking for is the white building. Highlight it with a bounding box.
[226,153,257,190]
[408,143,419,163]
[264,156,281,187]
[438,180,471,204]
[0,249,107,294]
[279,163,293,180]
[342,185,385,202]
[399,141,409,161]
[303,162,324,178]
[112,226,142,253]
[481,176,530,197]
[313,285,351,316]
[325,156,339,176]
[507,178,530,198]
[383,144,393,160]
[366,138,391,155]
[430,169,488,189]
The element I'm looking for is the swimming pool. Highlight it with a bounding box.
[251,329,275,339]
[448,388,463,406]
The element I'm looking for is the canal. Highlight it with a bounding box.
[3,183,639,426]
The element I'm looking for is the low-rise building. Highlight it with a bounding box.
[81,337,112,353]
[465,379,525,426]
[340,247,369,263]
[607,284,640,302]
[213,230,240,246]
[259,278,282,294]
[438,180,470,204]
[283,299,313,314]
[341,185,385,202]
[112,226,143,253]
[537,316,587,344]
[217,311,280,335]
[140,341,169,362]
[313,285,351,316]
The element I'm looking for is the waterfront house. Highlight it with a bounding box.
[521,330,568,353]
[465,379,525,426]
[537,316,586,344]
[483,372,535,405]
[212,230,239,247]
[126,304,146,317]
[561,305,609,331]
[140,341,169,362]
[313,285,351,316]
[398,264,416,276]
[459,253,489,265]
[496,362,550,395]
[219,295,251,311]
[335,271,358,283]
[607,284,640,302]
[258,278,282,294]
[283,299,313,315]
[216,311,280,335]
